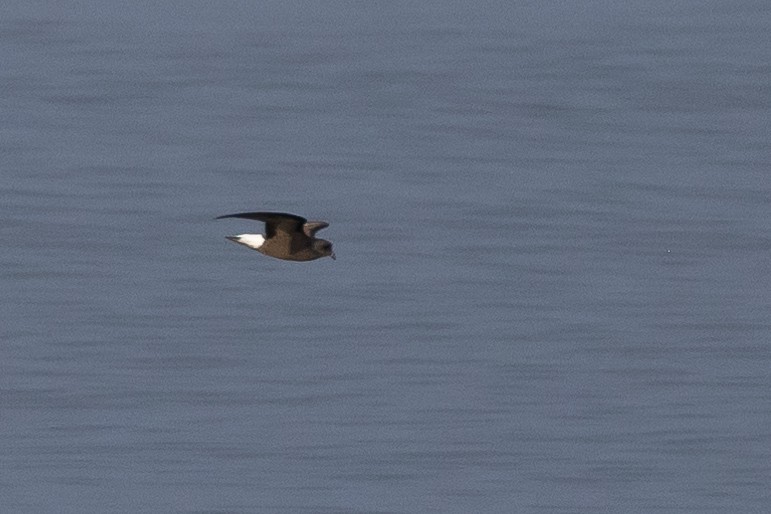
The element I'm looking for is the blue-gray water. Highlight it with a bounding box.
[3,1,771,512]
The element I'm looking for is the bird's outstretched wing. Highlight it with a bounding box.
[216,212,307,238]
[303,221,329,237]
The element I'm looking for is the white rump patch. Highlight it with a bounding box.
[232,233,265,250]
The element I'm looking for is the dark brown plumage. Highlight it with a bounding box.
[217,211,335,262]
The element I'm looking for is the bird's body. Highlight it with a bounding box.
[217,211,335,262]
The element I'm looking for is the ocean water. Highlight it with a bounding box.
[2,1,770,512]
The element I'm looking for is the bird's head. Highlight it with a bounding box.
[313,239,336,260]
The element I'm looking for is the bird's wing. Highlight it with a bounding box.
[216,212,307,238]
[303,221,329,237]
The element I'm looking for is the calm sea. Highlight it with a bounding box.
[2,1,770,512]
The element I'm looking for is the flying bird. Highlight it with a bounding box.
[217,211,335,262]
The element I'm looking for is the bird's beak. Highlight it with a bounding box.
[330,252,336,260]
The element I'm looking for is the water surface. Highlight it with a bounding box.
[2,1,770,512]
